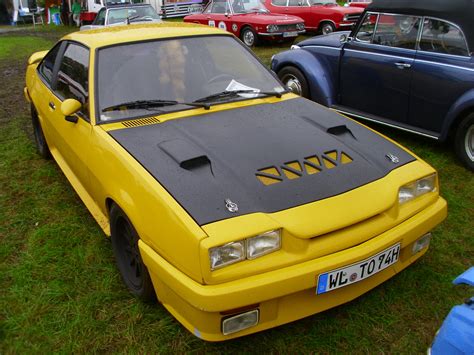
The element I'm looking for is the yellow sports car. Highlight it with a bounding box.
[24,23,447,341]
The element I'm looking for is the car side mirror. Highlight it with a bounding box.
[340,34,353,43]
[225,12,231,18]
[61,99,82,123]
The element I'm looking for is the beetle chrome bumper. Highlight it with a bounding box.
[139,197,446,341]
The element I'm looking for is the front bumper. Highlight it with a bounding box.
[139,197,446,341]
[257,30,305,37]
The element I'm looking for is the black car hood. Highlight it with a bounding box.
[298,31,350,49]
[109,98,415,226]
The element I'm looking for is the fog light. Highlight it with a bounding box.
[412,233,432,254]
[222,309,259,335]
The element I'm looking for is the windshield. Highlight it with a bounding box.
[107,6,161,25]
[231,0,269,13]
[96,36,284,122]
[308,0,336,5]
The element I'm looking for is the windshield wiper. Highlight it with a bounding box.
[102,99,210,112]
[193,89,285,104]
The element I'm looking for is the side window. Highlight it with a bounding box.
[93,8,106,25]
[38,44,61,85]
[355,13,378,42]
[56,43,90,116]
[271,0,287,5]
[419,18,469,56]
[288,0,300,6]
[210,0,228,13]
[373,14,421,50]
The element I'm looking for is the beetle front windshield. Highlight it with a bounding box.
[231,0,269,14]
[96,35,284,122]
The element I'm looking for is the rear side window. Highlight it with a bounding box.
[56,43,90,109]
[38,44,61,85]
[373,14,421,50]
[419,18,469,56]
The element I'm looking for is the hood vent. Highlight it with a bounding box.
[256,150,353,186]
[159,139,212,172]
[122,116,161,128]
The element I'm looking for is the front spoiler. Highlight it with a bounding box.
[139,196,447,340]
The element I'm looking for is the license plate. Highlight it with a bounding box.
[317,243,400,295]
[283,31,298,37]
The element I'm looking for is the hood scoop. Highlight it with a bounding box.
[159,139,211,172]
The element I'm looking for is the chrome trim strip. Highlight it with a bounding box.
[303,45,341,50]
[415,59,474,72]
[258,30,305,36]
[344,48,413,60]
[333,108,439,140]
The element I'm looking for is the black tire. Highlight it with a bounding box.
[240,26,259,47]
[278,66,310,98]
[319,22,335,35]
[31,105,51,159]
[454,113,474,171]
[110,204,157,302]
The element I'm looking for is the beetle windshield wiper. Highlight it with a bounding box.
[102,99,210,112]
[193,89,284,104]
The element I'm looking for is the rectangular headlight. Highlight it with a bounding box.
[399,174,436,204]
[246,230,281,259]
[210,241,245,270]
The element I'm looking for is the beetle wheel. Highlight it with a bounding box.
[110,204,156,302]
[454,113,474,171]
[277,66,310,98]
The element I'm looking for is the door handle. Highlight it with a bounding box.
[49,102,56,110]
[394,62,412,69]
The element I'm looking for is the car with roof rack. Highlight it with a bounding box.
[24,22,446,341]
[272,0,474,170]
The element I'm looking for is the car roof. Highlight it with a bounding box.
[367,0,474,51]
[62,23,231,49]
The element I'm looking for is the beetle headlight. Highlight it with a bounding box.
[399,174,437,204]
[266,24,279,33]
[209,230,281,270]
[210,241,245,270]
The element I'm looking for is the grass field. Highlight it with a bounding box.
[0,24,473,353]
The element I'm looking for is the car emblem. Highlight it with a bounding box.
[225,199,238,213]
[350,273,357,282]
[232,23,238,32]
[386,153,400,164]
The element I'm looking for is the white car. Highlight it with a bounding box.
[80,4,161,30]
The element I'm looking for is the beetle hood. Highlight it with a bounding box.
[298,31,350,48]
[109,97,415,225]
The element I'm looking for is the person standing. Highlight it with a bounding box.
[61,0,69,25]
[71,0,80,26]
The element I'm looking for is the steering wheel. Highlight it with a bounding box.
[206,73,234,85]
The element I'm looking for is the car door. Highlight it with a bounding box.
[48,41,92,192]
[284,0,313,28]
[409,17,474,134]
[203,0,230,30]
[339,12,421,123]
[34,43,63,144]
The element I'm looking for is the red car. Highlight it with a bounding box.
[184,0,305,46]
[264,0,363,34]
